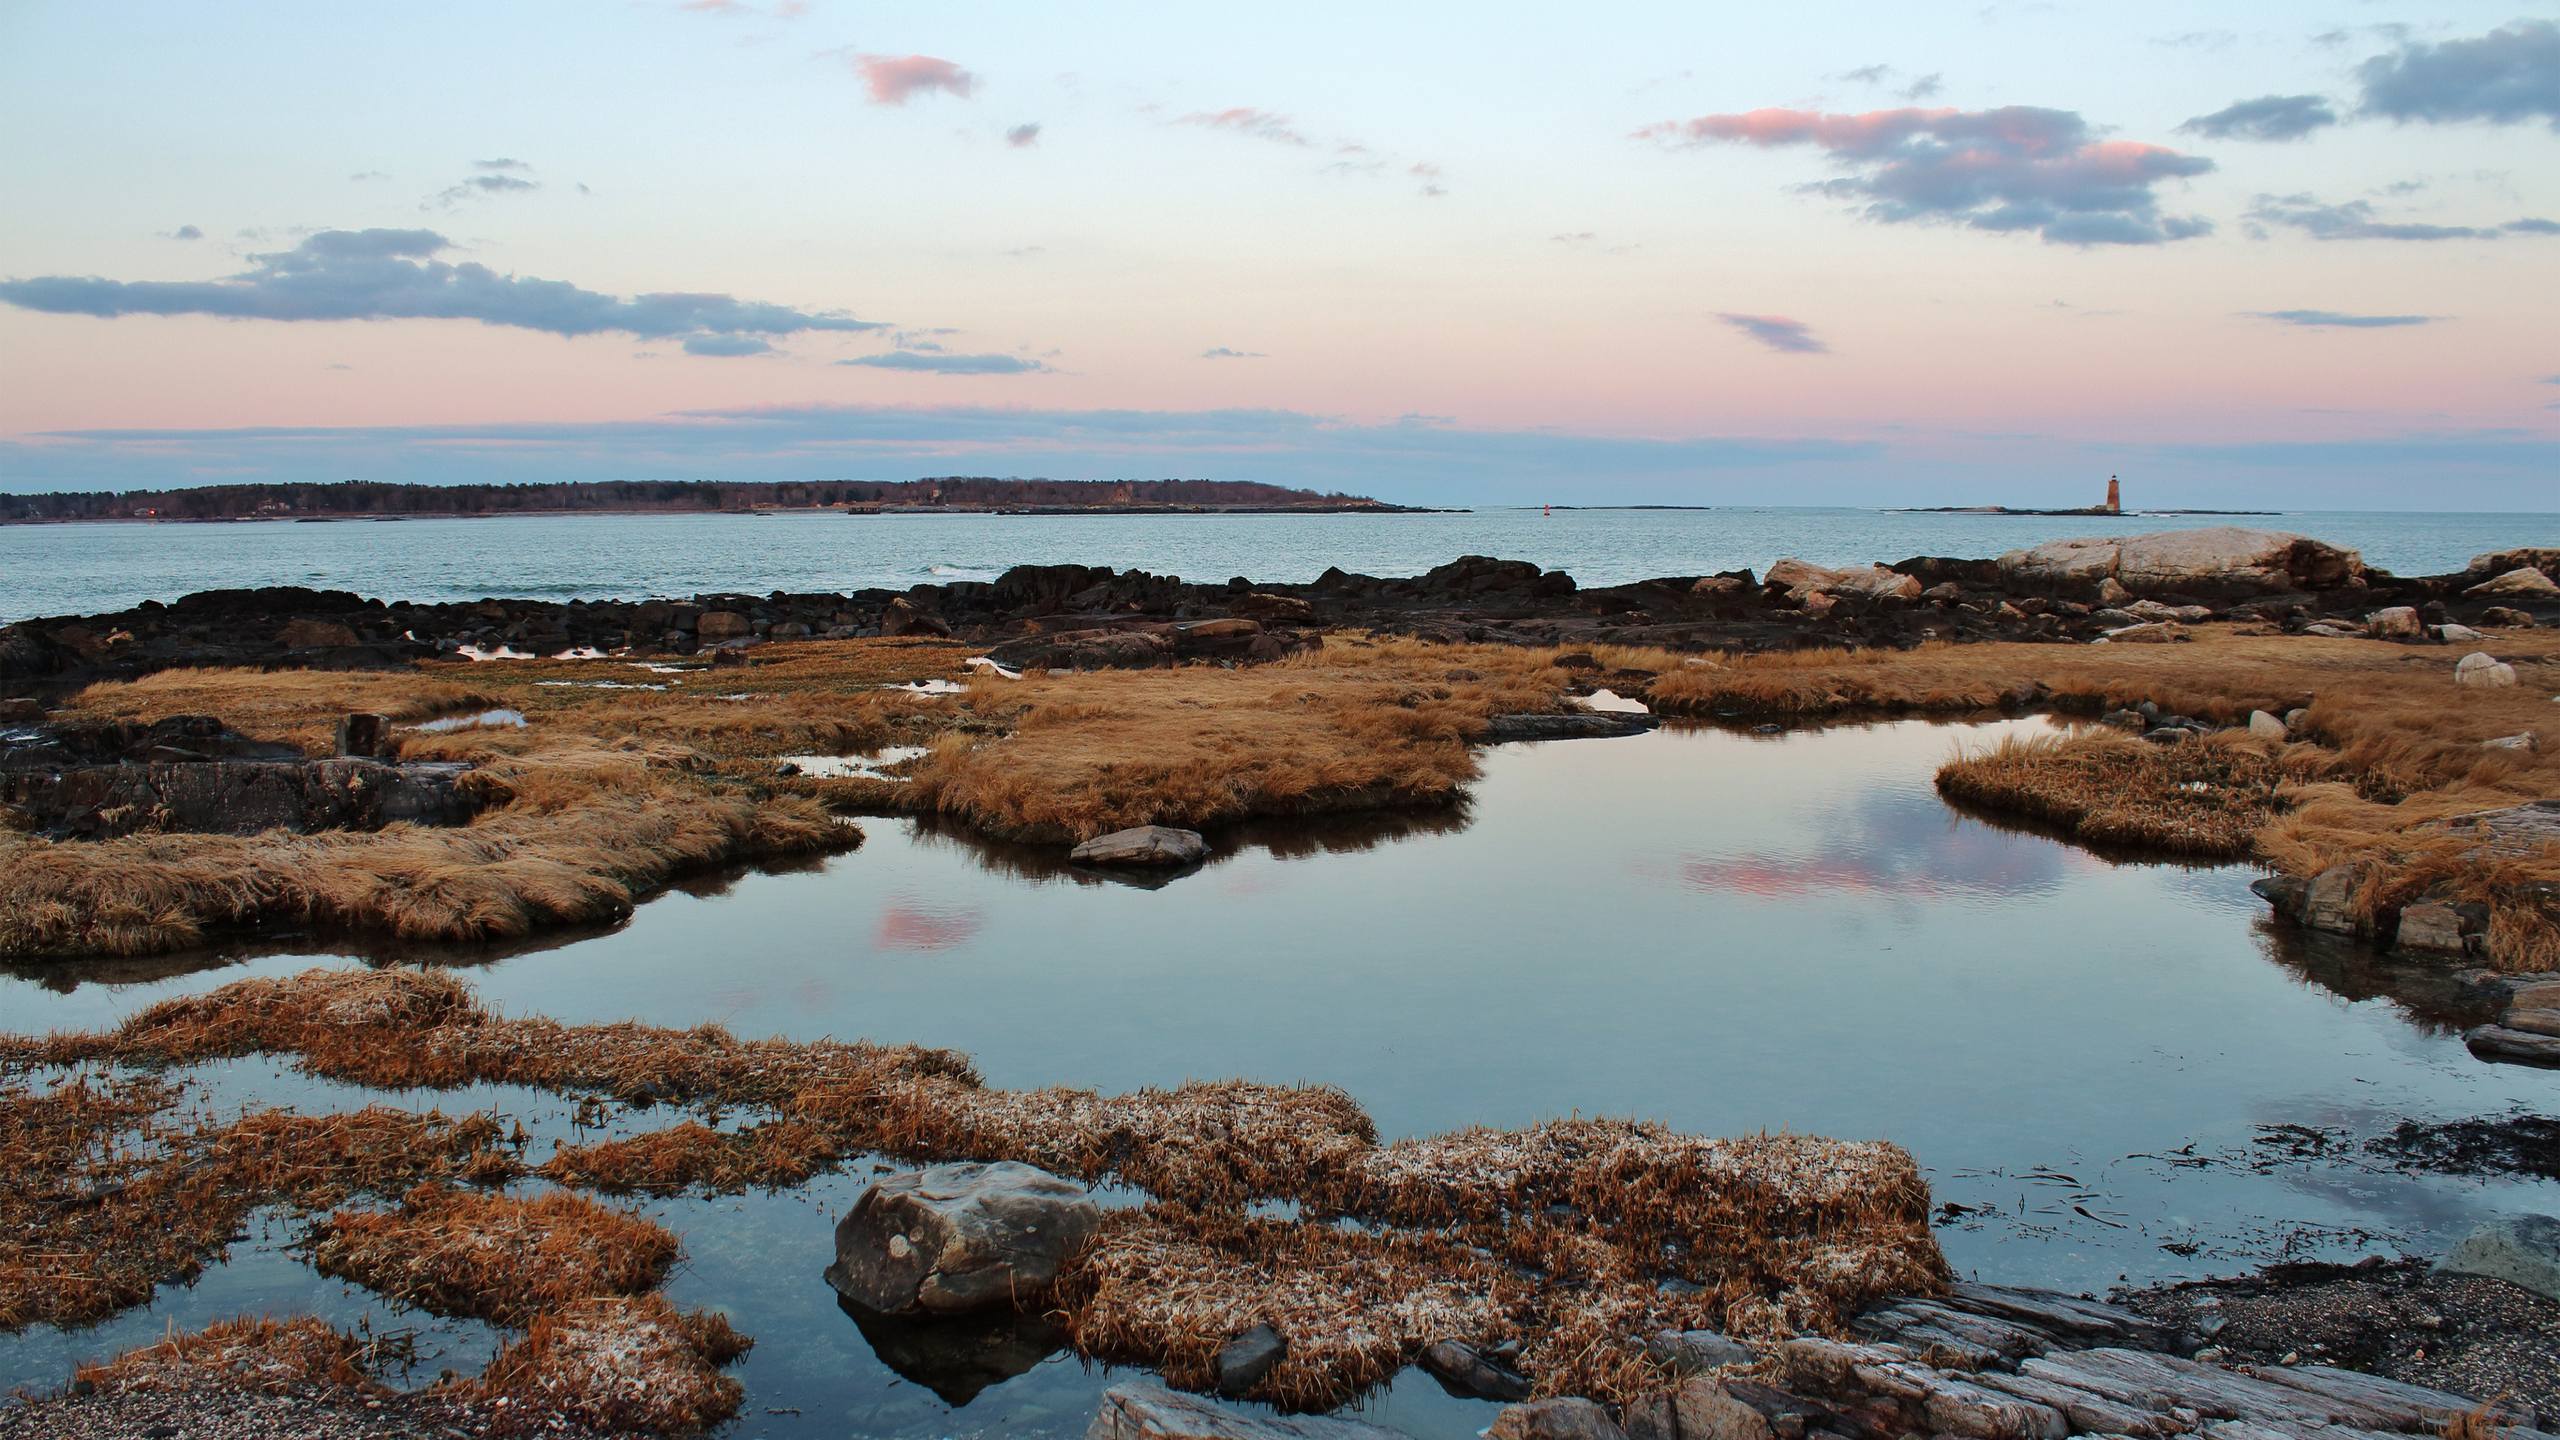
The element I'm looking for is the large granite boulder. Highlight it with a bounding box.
[1763,559,1922,604]
[826,1162,1100,1317]
[2466,566,2560,599]
[1997,528,2365,600]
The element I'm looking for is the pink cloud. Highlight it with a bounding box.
[854,53,976,105]
[1178,107,1312,147]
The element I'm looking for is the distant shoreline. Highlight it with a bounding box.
[0,503,1462,526]
[0,476,1448,525]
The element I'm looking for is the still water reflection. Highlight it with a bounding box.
[3,717,2550,1437]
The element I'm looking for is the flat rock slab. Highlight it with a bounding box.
[1070,825,1209,867]
[2467,1025,2560,1067]
[1086,1383,1406,1439]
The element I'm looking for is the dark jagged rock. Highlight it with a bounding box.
[7,539,2546,692]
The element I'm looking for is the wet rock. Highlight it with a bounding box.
[1640,1328,1755,1375]
[2365,606,2424,640]
[1481,712,1656,742]
[1070,825,1209,867]
[2455,651,2518,688]
[1215,1325,1287,1397]
[696,610,753,642]
[2466,1025,2560,1067]
[1085,1382,1406,1438]
[2247,710,2287,740]
[1232,592,1316,624]
[1,750,483,839]
[2394,902,2468,954]
[2249,874,2308,923]
[2441,1215,2560,1301]
[2099,709,2146,731]
[1485,1397,1628,1440]
[881,597,953,638]
[334,712,391,759]
[1621,1378,1784,1440]
[825,1161,1100,1317]
[2465,566,2560,599]
[278,617,361,649]
[2302,863,2371,935]
[1419,1338,1532,1400]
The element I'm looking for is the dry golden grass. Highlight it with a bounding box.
[893,636,1580,842]
[72,1315,390,1397]
[311,1184,679,1326]
[470,1294,750,1435]
[0,1074,516,1332]
[1937,730,2290,857]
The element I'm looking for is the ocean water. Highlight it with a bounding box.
[4,507,2551,620]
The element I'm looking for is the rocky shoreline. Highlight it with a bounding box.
[7,530,2554,688]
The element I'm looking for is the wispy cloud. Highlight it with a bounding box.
[1832,64,1943,101]
[430,172,539,208]
[852,54,975,105]
[2245,308,2437,328]
[2247,192,2557,241]
[1200,347,1265,360]
[1637,105,2212,246]
[1718,313,1829,354]
[681,334,776,357]
[0,228,887,341]
[165,224,203,241]
[2178,94,2338,141]
[838,350,1047,374]
[1177,107,1311,147]
[1005,122,1041,147]
[2357,20,2560,130]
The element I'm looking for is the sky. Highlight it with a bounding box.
[1,1,2556,509]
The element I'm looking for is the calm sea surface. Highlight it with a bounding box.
[4,507,2552,620]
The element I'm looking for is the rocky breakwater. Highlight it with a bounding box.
[0,713,485,839]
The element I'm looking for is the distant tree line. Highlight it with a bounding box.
[0,477,1391,522]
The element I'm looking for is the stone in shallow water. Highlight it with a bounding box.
[1419,1337,1531,1399]
[836,1292,1067,1406]
[1214,1324,1287,1397]
[1070,825,1209,867]
[826,1161,1100,1316]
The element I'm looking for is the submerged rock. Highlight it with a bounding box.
[1070,825,1210,867]
[1419,1337,1532,1400]
[1085,1382,1405,1438]
[825,1161,1100,1317]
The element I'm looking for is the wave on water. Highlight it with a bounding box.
[926,563,1003,582]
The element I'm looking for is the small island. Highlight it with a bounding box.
[1894,476,2275,517]
[0,477,1444,524]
